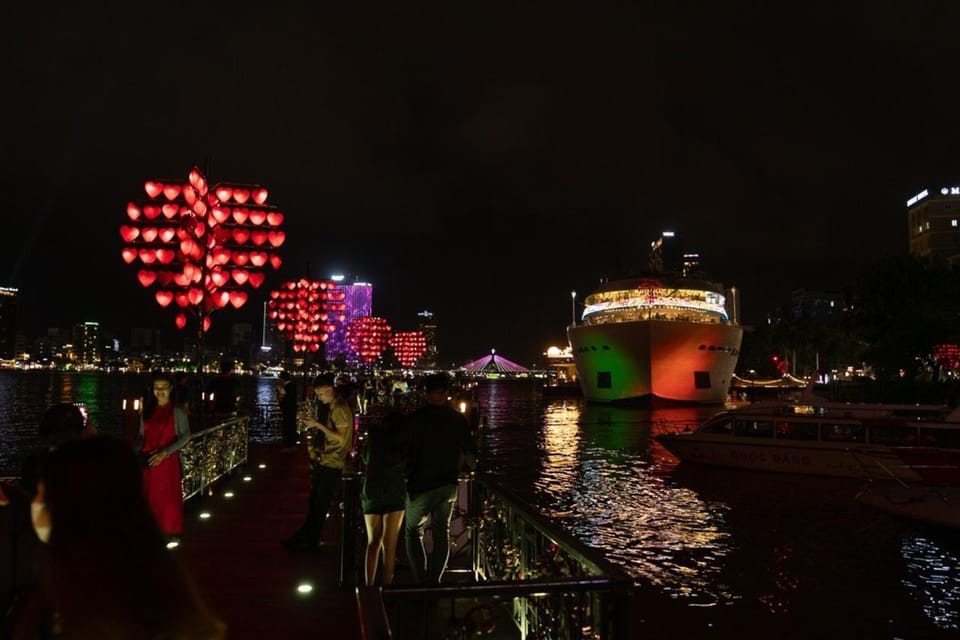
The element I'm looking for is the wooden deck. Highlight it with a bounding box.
[174,443,361,640]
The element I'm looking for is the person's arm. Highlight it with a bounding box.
[149,409,190,466]
[314,403,352,446]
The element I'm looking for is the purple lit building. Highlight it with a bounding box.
[325,282,372,366]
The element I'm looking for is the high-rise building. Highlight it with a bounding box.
[75,322,101,367]
[416,310,438,369]
[648,231,684,274]
[0,286,18,360]
[325,281,373,366]
[906,186,960,266]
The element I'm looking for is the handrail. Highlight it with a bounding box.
[179,415,249,501]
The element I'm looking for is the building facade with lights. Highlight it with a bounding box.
[416,311,438,369]
[74,322,101,368]
[0,287,18,360]
[325,282,373,366]
[906,186,960,266]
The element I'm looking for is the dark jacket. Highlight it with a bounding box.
[401,405,476,496]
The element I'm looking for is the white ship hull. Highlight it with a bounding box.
[567,319,742,404]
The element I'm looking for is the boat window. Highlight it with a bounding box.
[820,423,865,443]
[694,371,711,389]
[702,417,733,434]
[597,372,612,389]
[867,425,918,445]
[775,421,818,440]
[917,428,960,449]
[734,419,774,438]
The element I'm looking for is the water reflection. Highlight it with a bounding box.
[902,536,960,631]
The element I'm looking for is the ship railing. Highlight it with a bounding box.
[343,470,634,639]
[179,416,249,501]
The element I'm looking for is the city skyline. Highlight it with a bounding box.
[4,4,960,364]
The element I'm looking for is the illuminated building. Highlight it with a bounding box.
[906,186,960,266]
[0,286,17,360]
[416,310,438,369]
[325,281,372,366]
[75,322,101,367]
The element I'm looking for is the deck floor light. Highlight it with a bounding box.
[296,583,313,595]
[258,463,266,469]
[199,511,211,520]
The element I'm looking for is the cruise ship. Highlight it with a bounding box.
[567,233,742,404]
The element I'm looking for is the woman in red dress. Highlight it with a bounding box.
[136,372,190,538]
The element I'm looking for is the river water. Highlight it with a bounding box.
[2,372,957,638]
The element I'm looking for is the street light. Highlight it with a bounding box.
[570,290,577,326]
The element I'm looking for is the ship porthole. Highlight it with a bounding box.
[698,345,706,350]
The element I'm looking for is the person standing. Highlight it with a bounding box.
[136,372,190,539]
[361,412,406,586]
[277,371,299,448]
[282,374,354,553]
[401,373,476,584]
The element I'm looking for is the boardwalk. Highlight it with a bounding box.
[175,443,361,640]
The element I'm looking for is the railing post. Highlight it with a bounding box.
[340,473,361,589]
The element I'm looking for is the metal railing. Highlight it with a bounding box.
[344,469,633,639]
[179,416,249,501]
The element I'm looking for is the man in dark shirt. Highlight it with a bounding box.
[401,373,476,584]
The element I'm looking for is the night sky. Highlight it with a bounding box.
[3,3,960,366]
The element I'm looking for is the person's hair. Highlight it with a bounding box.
[43,436,224,639]
[38,403,87,448]
[423,373,450,393]
[313,373,335,388]
[143,371,175,421]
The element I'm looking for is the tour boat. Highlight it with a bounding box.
[856,483,960,530]
[655,400,960,482]
[567,274,742,404]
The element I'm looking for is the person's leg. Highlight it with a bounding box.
[403,491,431,583]
[425,485,459,583]
[302,465,341,545]
[364,514,385,586]
[381,509,405,585]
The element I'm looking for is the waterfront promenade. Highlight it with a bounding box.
[175,443,361,640]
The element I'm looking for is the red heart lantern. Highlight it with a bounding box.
[210,270,229,287]
[175,313,187,329]
[137,270,156,287]
[183,186,197,206]
[232,188,250,204]
[180,238,198,255]
[127,203,141,220]
[119,226,139,242]
[269,254,282,269]
[139,249,157,264]
[162,204,179,219]
[267,231,285,247]
[214,291,230,308]
[143,205,162,220]
[215,186,233,202]
[249,251,267,267]
[232,228,250,244]
[156,248,175,264]
[144,181,163,198]
[250,230,268,246]
[188,288,204,305]
[159,228,176,243]
[212,248,231,265]
[183,263,199,281]
[174,273,190,287]
[231,251,249,266]
[163,184,182,200]
[252,188,268,204]
[175,292,190,308]
[267,212,284,226]
[122,248,137,263]
[248,272,265,288]
[229,291,248,308]
[141,227,158,242]
[202,316,212,332]
[211,206,230,224]
[192,200,207,217]
[155,291,174,307]
[231,269,249,285]
[248,210,267,225]
[231,208,249,224]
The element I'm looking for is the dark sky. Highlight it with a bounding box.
[3,2,960,366]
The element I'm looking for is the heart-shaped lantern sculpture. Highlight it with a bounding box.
[266,279,345,354]
[121,166,286,332]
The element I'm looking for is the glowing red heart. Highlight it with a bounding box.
[157,204,175,219]
[267,231,285,247]
[159,228,176,243]
[137,270,156,287]
[162,184,181,201]
[269,254,282,269]
[231,251,249,266]
[249,251,268,267]
[269,291,280,299]
[252,188,268,204]
[122,248,137,263]
[189,169,203,189]
[140,227,158,242]
[175,292,190,307]
[143,205,161,220]
[229,291,248,308]
[175,313,187,329]
[192,201,207,217]
[127,203,141,220]
[183,263,199,281]
[248,272,265,288]
[202,317,212,332]
[232,188,250,204]
[156,248,175,264]
[231,208,249,224]
[214,291,230,308]
[266,212,284,226]
[232,228,250,244]
[277,322,287,332]
[211,207,230,224]
[183,186,197,206]
[214,186,232,202]
[119,226,139,242]
[155,291,174,307]
[248,210,266,225]
[250,230,268,246]
[188,288,204,305]
[180,238,197,256]
[139,249,157,264]
[144,181,163,198]
[231,269,249,285]
[212,248,231,265]
[210,270,229,287]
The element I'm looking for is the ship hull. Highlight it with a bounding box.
[567,320,742,404]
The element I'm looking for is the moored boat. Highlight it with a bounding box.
[856,483,960,530]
